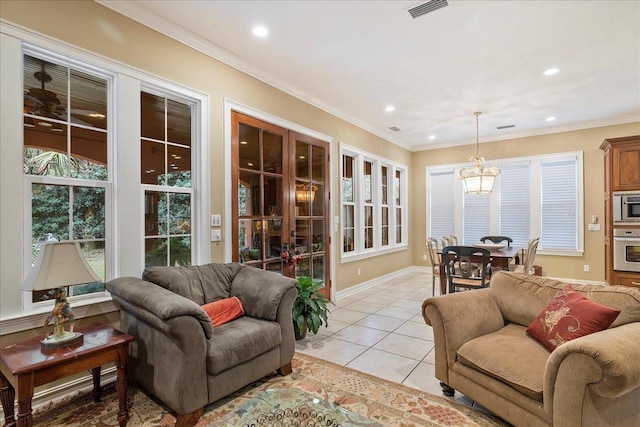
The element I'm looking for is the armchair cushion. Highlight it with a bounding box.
[202,297,244,327]
[526,285,620,351]
[206,316,281,375]
[457,323,549,401]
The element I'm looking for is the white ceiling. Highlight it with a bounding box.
[100,0,640,151]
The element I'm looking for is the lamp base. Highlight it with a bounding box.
[41,331,84,351]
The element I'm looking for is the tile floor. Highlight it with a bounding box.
[295,270,502,420]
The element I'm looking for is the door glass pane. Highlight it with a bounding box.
[239,219,262,262]
[312,145,324,181]
[263,131,282,174]
[24,119,68,177]
[296,256,310,277]
[239,123,259,171]
[264,176,283,216]
[73,186,105,239]
[295,180,310,216]
[312,184,324,216]
[312,219,325,253]
[296,220,310,254]
[169,236,191,266]
[239,171,261,216]
[141,140,165,185]
[265,261,283,274]
[167,99,191,146]
[141,92,165,141]
[167,144,191,187]
[296,140,309,179]
[24,55,68,122]
[265,219,282,259]
[70,69,107,130]
[32,184,69,242]
[312,255,325,284]
[71,127,107,180]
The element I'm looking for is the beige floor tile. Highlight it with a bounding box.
[402,361,438,392]
[394,321,434,341]
[375,305,419,320]
[347,348,419,384]
[389,298,424,311]
[332,324,389,347]
[316,318,350,336]
[343,300,386,314]
[332,297,361,308]
[301,336,368,365]
[329,308,370,324]
[359,293,391,304]
[424,347,436,364]
[356,314,406,332]
[373,333,433,361]
[409,313,427,324]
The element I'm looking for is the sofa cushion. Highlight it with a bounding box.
[202,297,245,327]
[526,285,621,351]
[490,272,640,328]
[457,323,549,401]
[206,316,281,375]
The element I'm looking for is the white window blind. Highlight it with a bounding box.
[499,163,531,248]
[541,158,577,250]
[463,192,490,244]
[429,170,455,239]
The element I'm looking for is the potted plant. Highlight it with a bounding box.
[292,275,331,340]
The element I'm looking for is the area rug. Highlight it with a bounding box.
[31,353,508,426]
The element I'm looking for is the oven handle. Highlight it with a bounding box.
[613,237,640,242]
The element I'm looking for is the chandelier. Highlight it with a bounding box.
[458,112,500,194]
[295,182,317,203]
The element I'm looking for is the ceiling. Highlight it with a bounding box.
[99,0,640,151]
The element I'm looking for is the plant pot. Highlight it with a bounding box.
[294,320,307,340]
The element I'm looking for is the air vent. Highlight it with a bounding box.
[409,0,449,19]
[497,125,516,130]
[389,126,402,132]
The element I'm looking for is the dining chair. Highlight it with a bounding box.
[426,237,441,295]
[510,237,540,274]
[441,236,452,249]
[442,246,492,293]
[479,235,513,247]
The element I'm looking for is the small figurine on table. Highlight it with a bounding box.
[42,289,83,349]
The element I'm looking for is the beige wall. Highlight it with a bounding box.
[0,0,412,301]
[410,122,640,281]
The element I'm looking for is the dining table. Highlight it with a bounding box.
[437,245,521,295]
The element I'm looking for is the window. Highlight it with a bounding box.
[23,53,111,303]
[426,152,583,255]
[340,145,408,260]
[141,91,193,267]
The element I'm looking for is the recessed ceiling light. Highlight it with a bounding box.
[89,113,106,118]
[51,127,64,132]
[38,121,52,127]
[384,106,395,112]
[543,68,560,76]
[240,141,248,145]
[247,162,254,167]
[253,26,268,37]
[24,122,35,128]
[428,135,436,140]
[545,116,556,122]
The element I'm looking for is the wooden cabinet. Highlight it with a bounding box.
[601,135,640,286]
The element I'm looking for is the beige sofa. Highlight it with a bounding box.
[423,272,640,427]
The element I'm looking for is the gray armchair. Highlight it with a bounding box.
[107,263,297,427]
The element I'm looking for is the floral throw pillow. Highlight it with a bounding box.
[526,285,621,351]
[201,296,244,327]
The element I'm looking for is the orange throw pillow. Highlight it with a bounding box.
[526,285,620,351]
[201,297,244,327]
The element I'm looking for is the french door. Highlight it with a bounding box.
[231,112,330,299]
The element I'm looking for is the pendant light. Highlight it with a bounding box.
[458,112,500,194]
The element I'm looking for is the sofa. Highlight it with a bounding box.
[107,263,297,427]
[422,271,640,427]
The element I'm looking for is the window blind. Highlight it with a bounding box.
[499,163,531,247]
[541,158,577,250]
[429,170,455,239]
[463,192,490,244]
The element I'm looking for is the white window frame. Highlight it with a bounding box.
[0,24,209,332]
[426,151,584,256]
[340,144,408,262]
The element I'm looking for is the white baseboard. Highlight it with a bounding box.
[0,367,117,419]
[335,266,429,300]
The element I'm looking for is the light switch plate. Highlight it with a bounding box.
[210,214,221,227]
[211,229,222,241]
[587,224,600,231]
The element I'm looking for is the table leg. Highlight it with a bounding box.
[16,375,33,427]
[92,366,102,403]
[116,344,129,427]
[0,372,16,427]
[438,264,447,295]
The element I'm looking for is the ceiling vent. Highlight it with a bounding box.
[389,126,402,132]
[409,0,449,19]
[497,125,516,130]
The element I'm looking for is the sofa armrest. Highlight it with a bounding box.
[544,322,640,425]
[422,289,504,382]
[107,276,213,339]
[230,266,297,321]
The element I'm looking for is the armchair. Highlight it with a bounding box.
[107,263,297,427]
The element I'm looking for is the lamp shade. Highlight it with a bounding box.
[21,241,100,291]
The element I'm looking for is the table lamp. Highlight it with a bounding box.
[21,241,101,350]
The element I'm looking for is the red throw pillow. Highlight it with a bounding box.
[526,285,620,351]
[201,297,244,327]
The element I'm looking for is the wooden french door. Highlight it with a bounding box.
[231,112,330,299]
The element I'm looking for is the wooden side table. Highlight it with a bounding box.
[0,322,134,427]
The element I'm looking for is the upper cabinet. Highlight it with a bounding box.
[601,136,640,191]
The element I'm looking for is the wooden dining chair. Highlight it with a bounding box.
[510,237,540,274]
[479,236,513,247]
[442,246,492,293]
[426,238,441,295]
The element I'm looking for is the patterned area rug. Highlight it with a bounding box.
[32,353,507,426]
